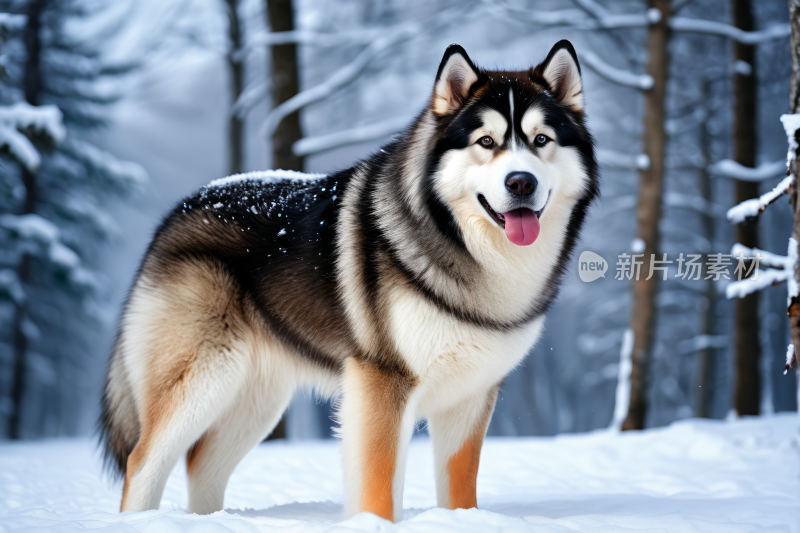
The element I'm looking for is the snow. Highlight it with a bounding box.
[726,175,792,223]
[0,213,60,244]
[0,415,798,532]
[0,13,26,31]
[669,17,790,44]
[0,102,66,171]
[608,328,632,431]
[65,139,148,191]
[0,102,66,144]
[725,239,798,303]
[0,125,41,171]
[579,50,653,91]
[293,115,415,157]
[789,238,799,304]
[708,158,786,182]
[596,149,649,171]
[781,113,800,164]
[785,344,796,376]
[206,169,326,188]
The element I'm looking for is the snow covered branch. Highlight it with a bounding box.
[597,149,650,171]
[669,18,790,44]
[726,175,792,223]
[708,159,786,182]
[261,6,465,139]
[595,192,724,220]
[233,29,380,62]
[580,50,654,90]
[0,103,66,171]
[785,344,797,375]
[63,139,148,192]
[725,239,799,302]
[293,114,415,157]
[489,3,654,31]
[665,192,726,217]
[232,81,269,120]
[572,0,609,19]
[0,13,26,32]
[493,3,788,44]
[677,334,728,354]
[781,113,800,165]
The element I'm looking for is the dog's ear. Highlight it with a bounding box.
[432,45,479,117]
[534,40,583,112]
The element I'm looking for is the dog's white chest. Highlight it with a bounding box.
[386,286,544,410]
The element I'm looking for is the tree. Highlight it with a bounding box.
[226,0,244,175]
[622,0,671,431]
[783,0,800,404]
[265,0,303,173]
[0,0,146,439]
[731,0,761,417]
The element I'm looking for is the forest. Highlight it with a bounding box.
[2,1,800,531]
[1,0,796,442]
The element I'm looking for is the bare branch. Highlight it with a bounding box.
[293,114,415,157]
[580,50,653,90]
[708,159,786,182]
[670,17,790,44]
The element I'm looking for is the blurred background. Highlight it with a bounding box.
[0,0,795,441]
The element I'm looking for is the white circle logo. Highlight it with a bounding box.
[578,251,608,282]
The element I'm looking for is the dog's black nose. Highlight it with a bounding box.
[505,172,537,197]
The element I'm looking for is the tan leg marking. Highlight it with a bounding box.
[343,357,415,522]
[361,445,395,520]
[446,429,483,510]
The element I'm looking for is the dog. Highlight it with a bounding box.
[99,39,599,522]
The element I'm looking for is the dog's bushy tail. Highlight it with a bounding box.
[98,335,140,479]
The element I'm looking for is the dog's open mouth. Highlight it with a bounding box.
[479,194,506,227]
[478,194,541,246]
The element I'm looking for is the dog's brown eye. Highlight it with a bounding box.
[478,136,494,148]
[534,134,550,147]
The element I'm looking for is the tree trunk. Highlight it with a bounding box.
[622,0,671,431]
[696,79,718,418]
[787,0,800,407]
[263,0,304,438]
[226,0,244,175]
[731,0,761,417]
[9,0,45,440]
[265,0,304,172]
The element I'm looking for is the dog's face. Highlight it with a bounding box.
[426,41,596,250]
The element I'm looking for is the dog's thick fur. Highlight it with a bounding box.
[100,40,599,521]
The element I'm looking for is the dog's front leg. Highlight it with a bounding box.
[427,386,499,510]
[339,356,417,522]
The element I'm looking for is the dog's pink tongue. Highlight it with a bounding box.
[503,209,540,246]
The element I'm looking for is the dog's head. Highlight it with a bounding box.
[424,40,598,251]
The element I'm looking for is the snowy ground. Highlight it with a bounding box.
[1,415,798,532]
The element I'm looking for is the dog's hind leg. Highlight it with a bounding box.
[186,358,295,514]
[120,338,250,513]
[427,386,498,510]
[119,266,254,512]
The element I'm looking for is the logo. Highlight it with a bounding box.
[578,251,608,282]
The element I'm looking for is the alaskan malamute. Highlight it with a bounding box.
[100,40,599,521]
